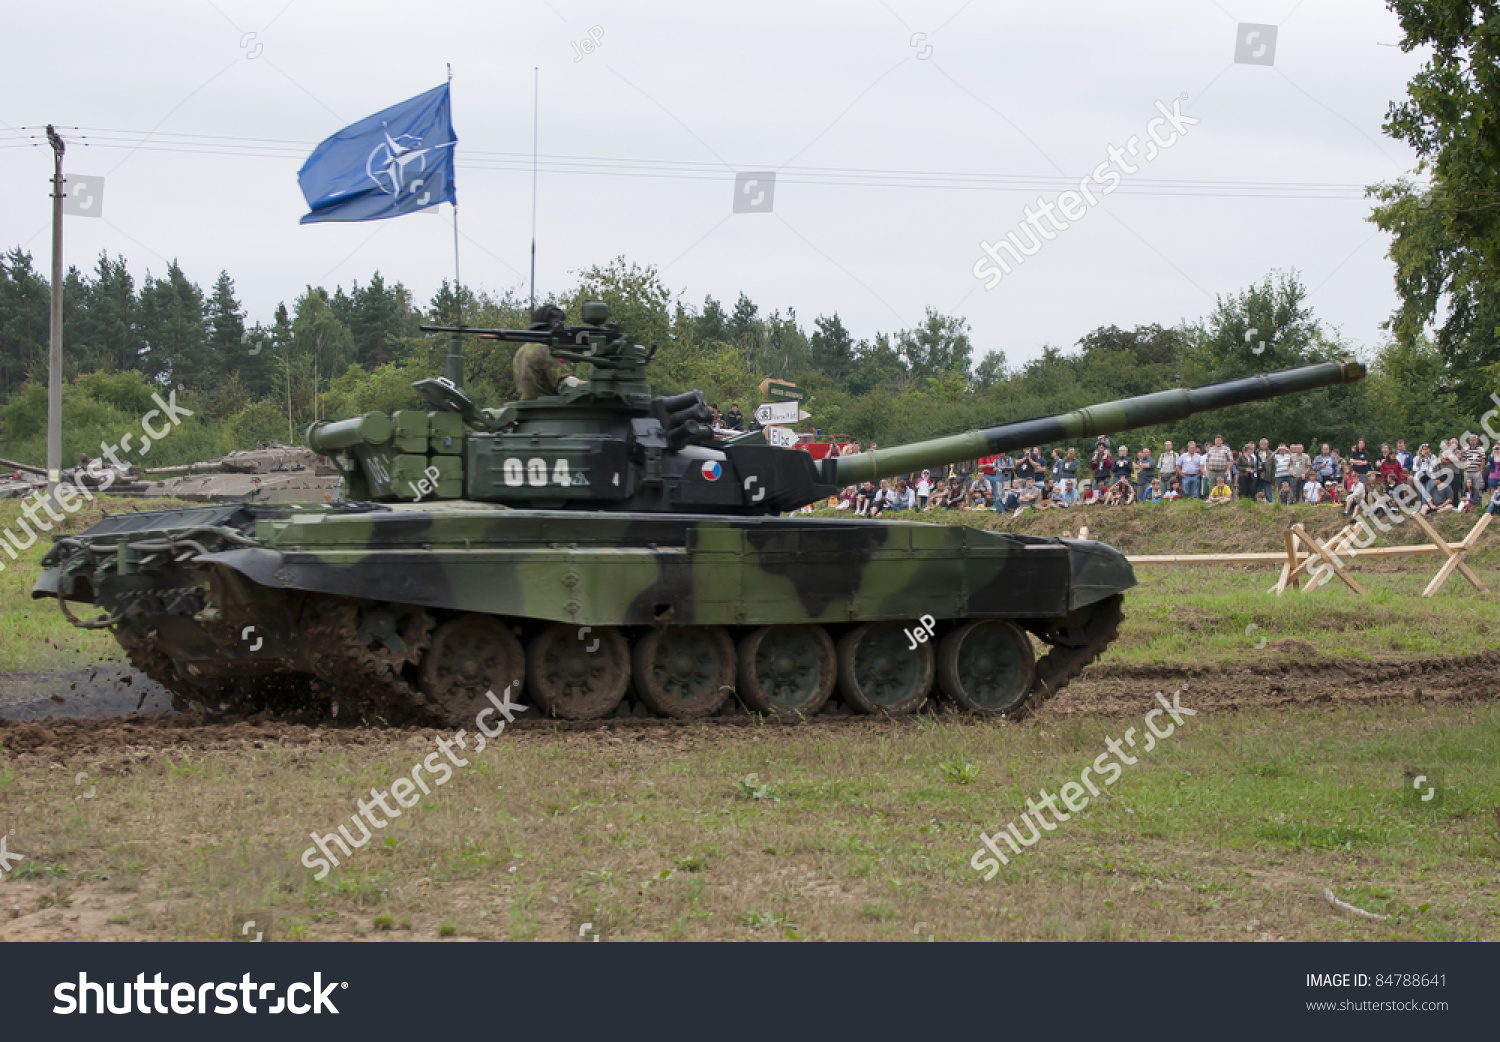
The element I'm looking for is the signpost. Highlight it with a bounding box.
[764,425,799,449]
[758,378,807,403]
[754,401,801,426]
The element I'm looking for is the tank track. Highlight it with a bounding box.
[1012,593,1125,722]
[302,598,436,725]
[117,595,1122,727]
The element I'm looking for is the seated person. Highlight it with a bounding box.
[943,476,965,509]
[889,478,916,512]
[1104,476,1135,506]
[1036,478,1061,510]
[1343,475,1367,518]
[1302,476,1323,504]
[1140,478,1162,503]
[1162,477,1183,500]
[855,481,877,516]
[1014,478,1040,515]
[1078,486,1102,506]
[1207,475,1233,504]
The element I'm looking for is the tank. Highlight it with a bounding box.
[32,302,1366,724]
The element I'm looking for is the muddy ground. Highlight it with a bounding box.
[2,649,1494,762]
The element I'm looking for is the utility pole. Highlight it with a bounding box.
[45,125,64,499]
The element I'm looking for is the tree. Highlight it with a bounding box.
[810,312,855,380]
[76,252,142,374]
[137,261,209,386]
[1384,1,1500,277]
[1370,180,1500,414]
[570,256,672,349]
[694,295,728,342]
[0,248,49,396]
[896,307,972,380]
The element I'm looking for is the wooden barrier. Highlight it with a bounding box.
[1121,512,1493,598]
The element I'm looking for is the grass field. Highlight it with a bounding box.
[0,702,1495,941]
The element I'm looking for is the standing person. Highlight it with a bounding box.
[1396,439,1413,472]
[1112,445,1135,490]
[1178,440,1204,500]
[996,451,1015,492]
[1014,446,1040,487]
[1134,445,1155,500]
[1461,434,1488,504]
[1204,435,1233,496]
[1272,444,1292,504]
[1328,447,1345,487]
[977,454,1000,507]
[1312,443,1336,484]
[1157,440,1178,492]
[1090,441,1113,492]
[1348,439,1371,481]
[1378,446,1406,487]
[1287,442,1312,486]
[1236,443,1259,501]
[1438,438,1464,508]
[1255,437,1274,504]
[915,469,933,510]
[1487,443,1500,507]
[1412,443,1436,507]
[1059,447,1080,506]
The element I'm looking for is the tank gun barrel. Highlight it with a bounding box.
[827,359,1366,486]
[418,323,554,344]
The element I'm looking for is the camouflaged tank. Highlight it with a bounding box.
[33,302,1365,725]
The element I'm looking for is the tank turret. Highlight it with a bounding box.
[310,304,1364,514]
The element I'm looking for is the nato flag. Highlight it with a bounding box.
[298,83,457,224]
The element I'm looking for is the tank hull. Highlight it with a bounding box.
[34,502,1132,723]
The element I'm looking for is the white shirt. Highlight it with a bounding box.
[1303,480,1322,504]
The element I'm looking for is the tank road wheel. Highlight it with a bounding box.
[736,625,836,717]
[937,620,1036,716]
[633,626,737,719]
[527,623,630,720]
[419,615,527,727]
[836,622,935,716]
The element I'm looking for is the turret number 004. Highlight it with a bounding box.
[502,458,572,487]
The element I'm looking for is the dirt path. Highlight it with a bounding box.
[1,651,1495,762]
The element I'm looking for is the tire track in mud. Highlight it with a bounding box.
[1,651,1496,760]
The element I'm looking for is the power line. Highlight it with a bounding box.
[7,125,1398,201]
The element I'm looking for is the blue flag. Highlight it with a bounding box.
[298,83,457,224]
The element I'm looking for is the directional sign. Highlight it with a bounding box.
[764,425,799,449]
[759,378,807,403]
[754,401,800,426]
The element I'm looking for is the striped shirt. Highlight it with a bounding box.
[1463,448,1486,472]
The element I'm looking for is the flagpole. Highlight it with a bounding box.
[446,62,464,390]
[529,65,538,311]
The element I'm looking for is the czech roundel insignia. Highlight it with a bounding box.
[700,461,722,481]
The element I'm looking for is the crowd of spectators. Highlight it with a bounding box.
[826,433,1500,520]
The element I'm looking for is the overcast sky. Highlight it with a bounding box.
[0,1,1426,369]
